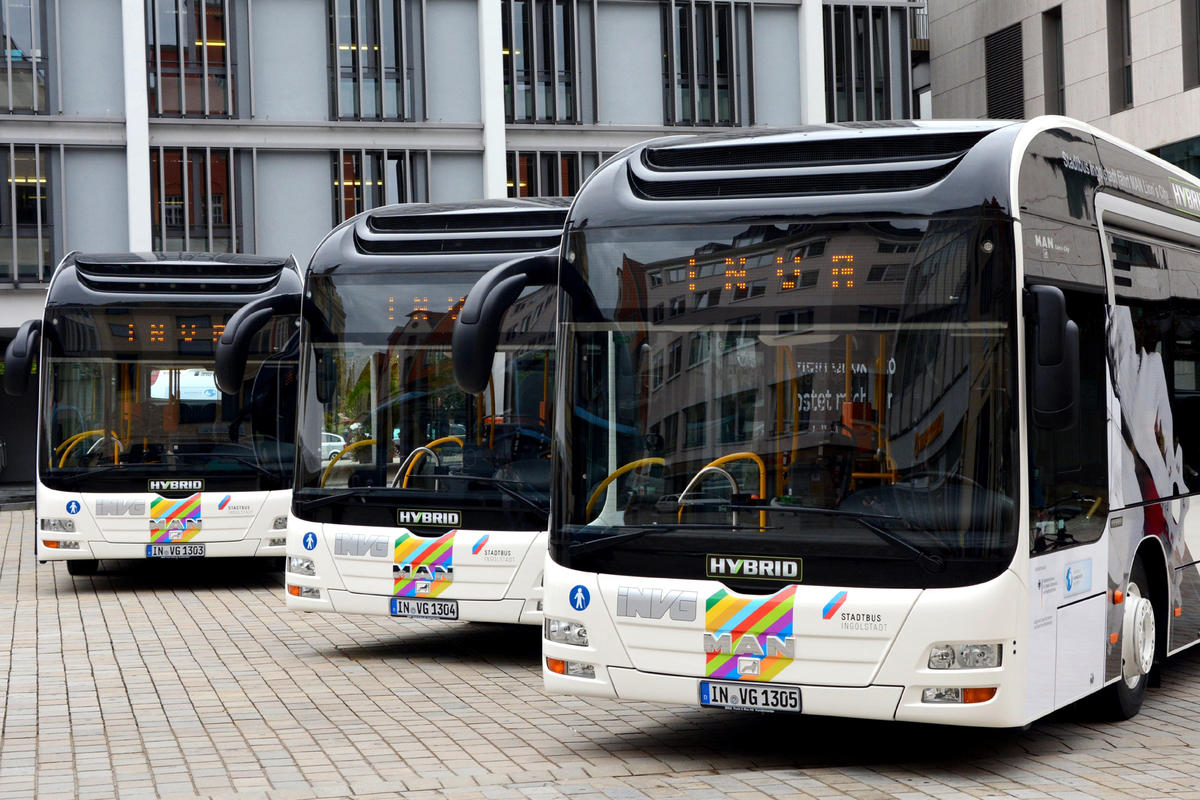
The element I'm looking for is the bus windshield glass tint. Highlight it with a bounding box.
[39,304,296,491]
[295,272,554,530]
[556,217,1017,589]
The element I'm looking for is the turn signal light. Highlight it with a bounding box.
[962,687,997,704]
[546,657,566,674]
[1113,590,1124,604]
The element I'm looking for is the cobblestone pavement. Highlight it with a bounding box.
[7,507,1200,800]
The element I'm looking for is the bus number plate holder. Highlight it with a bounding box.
[391,598,458,620]
[699,680,801,713]
[146,544,206,558]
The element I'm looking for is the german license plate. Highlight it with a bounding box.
[699,680,801,713]
[146,543,206,558]
[391,597,458,619]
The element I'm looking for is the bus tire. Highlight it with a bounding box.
[66,559,99,577]
[1102,558,1157,720]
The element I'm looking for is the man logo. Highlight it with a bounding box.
[706,554,801,581]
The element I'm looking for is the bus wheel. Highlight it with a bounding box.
[1103,559,1157,719]
[66,559,99,577]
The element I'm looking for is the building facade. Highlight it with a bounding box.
[0,0,926,484]
[929,0,1200,171]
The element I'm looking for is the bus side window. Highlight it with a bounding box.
[1029,286,1108,554]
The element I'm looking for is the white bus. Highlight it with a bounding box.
[452,117,1200,726]
[217,200,568,625]
[3,253,300,575]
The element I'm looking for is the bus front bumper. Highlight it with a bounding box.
[39,538,284,560]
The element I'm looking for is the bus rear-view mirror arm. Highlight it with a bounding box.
[1026,284,1079,430]
[453,250,601,395]
[4,318,41,397]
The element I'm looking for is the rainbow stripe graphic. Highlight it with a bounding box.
[472,535,489,555]
[705,586,797,682]
[149,493,202,543]
[393,531,455,597]
[218,495,231,510]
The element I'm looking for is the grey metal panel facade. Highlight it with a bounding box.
[62,148,128,252]
[595,1,662,125]
[430,152,485,201]
[254,150,334,263]
[425,0,481,122]
[59,0,125,116]
[253,0,330,120]
[753,4,803,125]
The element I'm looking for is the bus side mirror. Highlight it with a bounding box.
[1026,285,1079,430]
[215,294,300,395]
[453,252,560,394]
[4,319,40,397]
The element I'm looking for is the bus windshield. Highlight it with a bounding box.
[295,271,553,531]
[40,303,295,492]
[555,215,1018,589]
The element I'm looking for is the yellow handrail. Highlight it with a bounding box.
[57,430,123,467]
[584,457,665,519]
[679,452,767,530]
[320,439,377,487]
[401,436,464,488]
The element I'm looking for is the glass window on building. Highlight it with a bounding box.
[329,0,424,121]
[1,0,51,113]
[506,150,611,197]
[824,2,911,123]
[503,0,580,123]
[146,0,236,117]
[0,145,55,285]
[332,149,429,225]
[150,147,251,252]
[662,0,748,126]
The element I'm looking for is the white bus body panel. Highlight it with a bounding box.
[285,519,546,625]
[35,485,290,559]
[542,563,1080,727]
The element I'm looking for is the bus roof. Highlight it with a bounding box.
[565,117,1200,231]
[308,197,571,276]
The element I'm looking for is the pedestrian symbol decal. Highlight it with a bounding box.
[570,584,590,611]
[66,501,80,515]
[303,531,317,551]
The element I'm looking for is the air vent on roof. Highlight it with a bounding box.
[629,160,959,201]
[628,127,995,201]
[643,131,991,171]
[354,209,567,255]
[74,259,284,294]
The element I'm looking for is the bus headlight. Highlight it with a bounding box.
[272,515,288,530]
[922,687,997,704]
[544,617,589,646]
[40,518,76,532]
[287,557,316,576]
[546,657,596,679]
[928,643,1002,669]
[287,584,320,599]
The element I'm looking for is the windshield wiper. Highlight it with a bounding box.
[431,473,547,517]
[569,522,763,556]
[292,487,378,512]
[731,504,946,573]
[46,464,127,486]
[209,453,283,480]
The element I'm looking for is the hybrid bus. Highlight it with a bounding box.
[4,253,299,575]
[453,118,1200,726]
[217,199,568,624]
